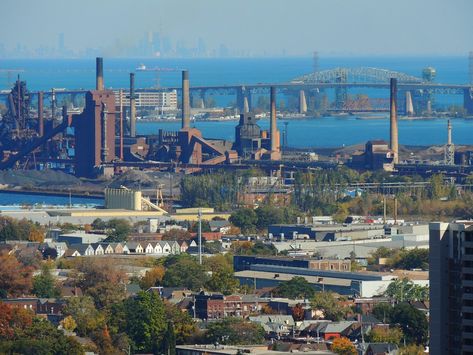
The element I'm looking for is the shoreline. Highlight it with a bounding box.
[0,188,104,199]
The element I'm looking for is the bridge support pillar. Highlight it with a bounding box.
[464,88,473,115]
[298,90,307,114]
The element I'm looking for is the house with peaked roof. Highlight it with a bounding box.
[154,242,163,254]
[101,243,115,254]
[365,343,399,355]
[144,243,155,254]
[178,240,189,253]
[126,242,144,254]
[91,243,104,255]
[159,241,171,255]
[169,241,181,254]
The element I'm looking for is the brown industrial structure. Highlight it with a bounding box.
[389,78,399,164]
[3,58,473,180]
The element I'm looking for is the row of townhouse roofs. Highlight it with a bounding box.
[2,239,197,258]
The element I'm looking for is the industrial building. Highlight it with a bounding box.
[233,255,351,272]
[267,223,385,241]
[114,90,177,110]
[429,221,473,354]
[234,264,426,298]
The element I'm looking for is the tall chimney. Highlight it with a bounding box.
[182,70,190,129]
[101,103,108,162]
[270,86,278,152]
[38,91,44,136]
[119,89,124,160]
[129,73,136,137]
[96,57,104,91]
[390,78,399,164]
[448,119,452,145]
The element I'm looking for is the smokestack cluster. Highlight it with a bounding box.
[38,91,44,137]
[182,70,190,129]
[270,86,278,153]
[389,78,399,164]
[129,73,136,137]
[96,57,104,91]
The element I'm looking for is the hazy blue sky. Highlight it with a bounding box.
[1,0,472,56]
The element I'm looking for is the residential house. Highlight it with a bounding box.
[91,243,104,255]
[144,243,155,254]
[169,241,181,254]
[178,240,189,253]
[101,243,115,254]
[154,242,163,254]
[122,244,130,254]
[249,315,295,337]
[209,220,232,234]
[364,343,399,355]
[126,242,144,254]
[159,241,171,255]
[63,247,81,257]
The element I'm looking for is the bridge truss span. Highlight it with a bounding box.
[293,67,423,84]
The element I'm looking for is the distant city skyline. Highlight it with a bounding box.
[1,0,472,58]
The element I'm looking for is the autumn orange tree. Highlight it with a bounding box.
[331,337,357,355]
[0,302,33,339]
[140,266,165,289]
[0,252,33,297]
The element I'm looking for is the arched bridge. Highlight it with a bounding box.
[292,67,423,84]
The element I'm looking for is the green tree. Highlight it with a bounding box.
[165,302,198,344]
[106,219,131,242]
[123,291,167,353]
[371,302,428,345]
[384,278,429,303]
[399,344,425,355]
[275,276,315,299]
[310,291,347,321]
[390,248,429,270]
[32,263,60,298]
[0,317,84,355]
[390,303,428,345]
[205,318,265,345]
[229,208,258,233]
[161,321,176,355]
[206,270,239,295]
[255,205,285,230]
[366,327,403,345]
[91,218,107,230]
[162,254,209,291]
[63,296,105,337]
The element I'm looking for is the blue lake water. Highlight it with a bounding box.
[0,56,471,147]
[0,191,102,207]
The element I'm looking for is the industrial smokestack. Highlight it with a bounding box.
[448,119,452,145]
[96,57,104,91]
[119,89,124,160]
[389,78,399,164]
[129,73,136,137]
[182,70,190,129]
[101,103,108,162]
[38,91,44,136]
[270,86,278,152]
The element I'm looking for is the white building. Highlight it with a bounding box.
[115,90,178,111]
